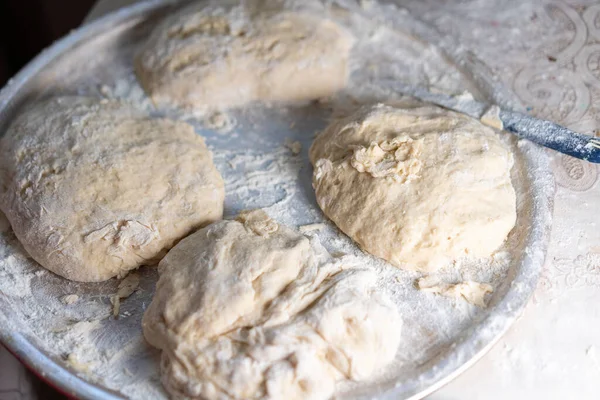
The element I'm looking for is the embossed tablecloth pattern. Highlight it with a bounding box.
[1,1,600,399]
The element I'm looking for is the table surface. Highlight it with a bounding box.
[2,0,600,399]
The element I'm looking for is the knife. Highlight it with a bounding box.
[382,80,600,163]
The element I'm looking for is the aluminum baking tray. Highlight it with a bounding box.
[0,1,554,399]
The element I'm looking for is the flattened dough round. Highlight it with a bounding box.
[135,1,354,109]
[143,210,401,400]
[0,96,224,282]
[309,104,516,272]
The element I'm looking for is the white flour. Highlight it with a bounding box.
[0,0,553,399]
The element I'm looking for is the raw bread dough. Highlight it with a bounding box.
[417,276,493,308]
[111,272,140,317]
[61,294,79,305]
[135,0,354,109]
[0,96,224,282]
[310,104,516,272]
[143,210,401,400]
[480,105,504,130]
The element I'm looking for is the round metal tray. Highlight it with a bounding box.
[0,1,554,399]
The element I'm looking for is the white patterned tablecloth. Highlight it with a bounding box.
[2,0,600,399]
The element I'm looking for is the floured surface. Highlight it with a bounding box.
[0,1,553,399]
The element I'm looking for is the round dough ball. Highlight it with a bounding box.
[135,1,354,109]
[143,210,401,400]
[309,104,516,271]
[0,96,224,282]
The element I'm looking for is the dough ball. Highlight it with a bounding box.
[309,104,516,271]
[0,96,224,282]
[143,210,401,400]
[135,1,354,109]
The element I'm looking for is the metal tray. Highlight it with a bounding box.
[0,1,554,399]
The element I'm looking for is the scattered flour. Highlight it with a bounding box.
[0,254,35,298]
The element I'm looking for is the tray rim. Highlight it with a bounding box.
[0,1,556,399]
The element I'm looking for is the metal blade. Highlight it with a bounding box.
[379,79,488,119]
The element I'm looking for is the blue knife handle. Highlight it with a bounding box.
[500,109,600,163]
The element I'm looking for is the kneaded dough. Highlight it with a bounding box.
[0,96,224,282]
[135,1,354,109]
[310,104,516,271]
[143,210,401,400]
